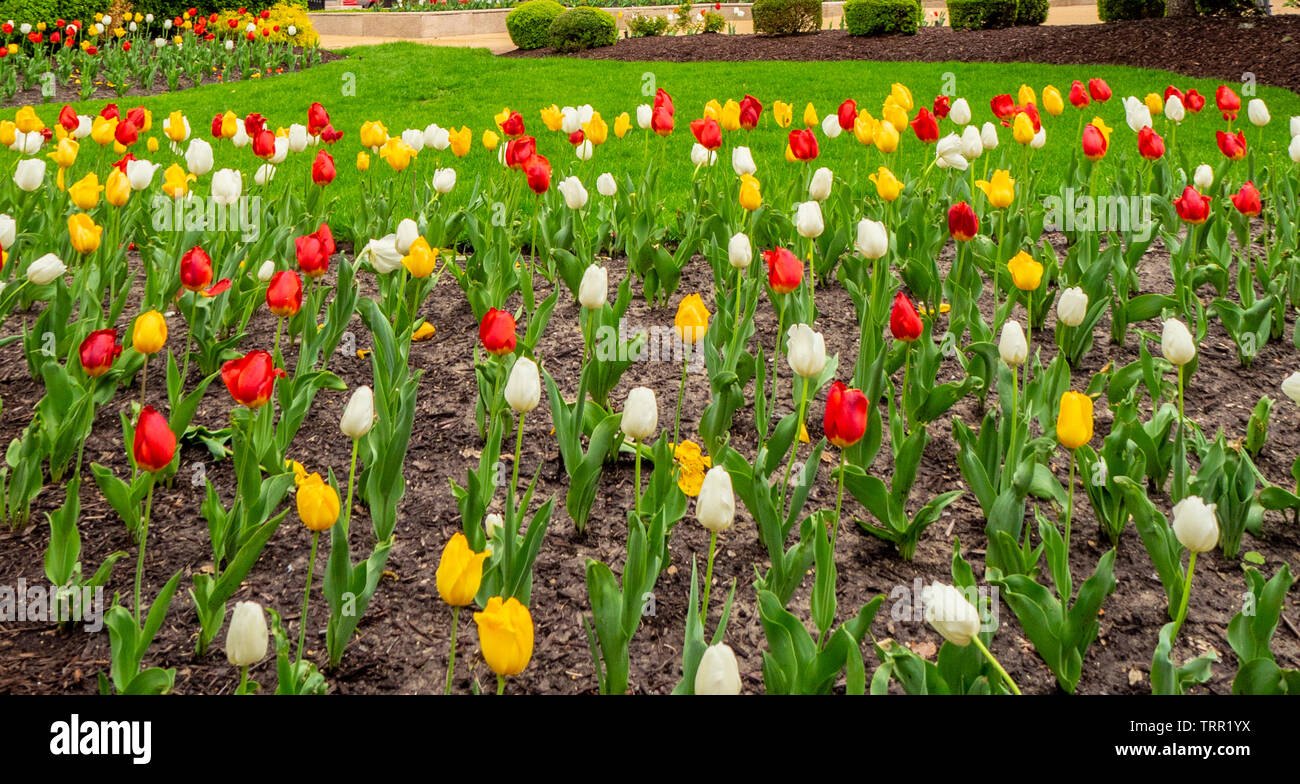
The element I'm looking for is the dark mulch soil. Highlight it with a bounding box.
[507,18,1300,92]
[0,223,1297,695]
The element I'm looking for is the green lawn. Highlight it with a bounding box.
[7,42,1299,239]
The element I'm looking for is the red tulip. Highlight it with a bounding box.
[114,118,138,147]
[837,99,857,131]
[311,149,335,186]
[252,128,276,159]
[1087,78,1111,102]
[505,136,536,169]
[1068,81,1089,109]
[1082,124,1108,161]
[1019,101,1042,131]
[79,329,122,377]
[1217,130,1247,161]
[990,94,1016,120]
[909,108,939,144]
[765,248,803,294]
[654,88,675,117]
[222,350,286,409]
[652,105,674,136]
[1137,126,1165,160]
[1164,85,1184,104]
[480,308,517,356]
[824,381,868,448]
[500,111,525,138]
[244,113,267,137]
[1215,85,1240,121]
[523,154,551,194]
[112,152,136,174]
[295,225,333,279]
[100,104,119,120]
[568,129,584,146]
[788,129,818,161]
[932,95,951,119]
[1231,181,1262,217]
[58,104,78,132]
[1174,185,1211,225]
[320,124,344,144]
[210,113,224,138]
[948,202,978,242]
[133,406,177,472]
[890,292,923,342]
[307,102,330,136]
[1184,89,1205,113]
[739,94,762,130]
[266,270,303,317]
[690,117,721,150]
[180,246,215,291]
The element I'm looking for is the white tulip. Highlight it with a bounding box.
[808,166,833,201]
[1165,95,1185,124]
[636,104,652,129]
[855,218,888,259]
[697,465,735,534]
[949,97,972,126]
[340,385,375,439]
[786,323,826,379]
[998,320,1027,366]
[1247,98,1269,127]
[1161,318,1196,367]
[1057,287,1088,327]
[621,387,659,440]
[1291,135,1300,164]
[126,159,160,191]
[694,642,742,695]
[1282,372,1300,405]
[257,260,276,283]
[923,583,981,647]
[596,172,617,197]
[423,125,447,151]
[285,123,308,153]
[1030,126,1047,149]
[820,113,842,139]
[1123,95,1152,133]
[558,176,589,210]
[210,168,242,206]
[561,106,582,135]
[1291,116,1300,137]
[13,159,44,191]
[578,264,607,310]
[362,234,404,274]
[253,164,276,186]
[74,115,93,139]
[980,122,999,151]
[185,139,213,176]
[270,137,288,166]
[690,143,716,167]
[1171,496,1219,553]
[574,139,593,161]
[732,145,756,176]
[12,131,42,155]
[483,512,503,540]
[935,133,968,170]
[960,124,983,159]
[794,200,823,239]
[728,232,752,269]
[0,214,14,250]
[225,601,268,667]
[504,357,541,414]
[396,219,420,255]
[26,253,67,285]
[231,125,250,148]
[432,167,457,194]
[1193,164,1214,191]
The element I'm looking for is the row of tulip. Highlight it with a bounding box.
[2,70,1299,694]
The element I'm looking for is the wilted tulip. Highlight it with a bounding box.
[694,642,742,695]
[505,357,541,414]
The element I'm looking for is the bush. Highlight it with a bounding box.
[844,0,923,35]
[702,9,725,31]
[1194,0,1263,15]
[0,0,57,23]
[946,0,1018,30]
[1015,0,1048,24]
[549,6,617,53]
[506,0,565,50]
[627,13,670,36]
[751,0,822,35]
[1096,0,1164,19]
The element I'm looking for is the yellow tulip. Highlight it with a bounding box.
[359,120,388,149]
[673,440,712,497]
[1017,84,1037,107]
[1056,391,1094,449]
[1013,112,1035,145]
[773,101,793,128]
[105,168,130,207]
[91,115,117,146]
[613,112,631,139]
[67,213,102,254]
[873,120,900,153]
[738,174,762,211]
[853,110,876,146]
[15,106,43,134]
[449,125,472,157]
[435,532,488,607]
[719,99,741,132]
[540,104,564,132]
[379,137,415,172]
[584,112,608,145]
[1144,92,1164,116]
[402,237,437,278]
[132,309,168,355]
[296,472,340,531]
[147,137,159,153]
[881,102,909,134]
[802,102,818,128]
[0,121,16,147]
[136,108,152,133]
[220,110,238,139]
[356,150,370,171]
[976,169,1016,209]
[473,596,534,677]
[482,129,500,150]
[493,106,512,129]
[869,166,903,201]
[1042,85,1064,116]
[68,173,103,210]
[1091,116,1113,143]
[161,163,195,198]
[1007,250,1043,291]
[888,83,914,113]
[48,137,78,169]
[165,110,187,142]
[674,293,710,345]
[703,99,723,120]
[785,145,797,163]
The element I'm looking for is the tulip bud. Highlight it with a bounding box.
[690,143,716,167]
[1282,371,1300,405]
[596,172,617,196]
[14,158,45,191]
[26,252,66,285]
[636,104,652,129]
[433,167,456,194]
[728,232,752,269]
[731,145,757,177]
[808,166,832,201]
[694,642,742,695]
[558,176,589,210]
[786,323,826,379]
[1193,164,1214,191]
[575,140,593,161]
[999,320,1027,366]
[1161,318,1196,366]
[980,122,999,151]
[340,385,375,439]
[622,386,658,441]
[257,260,276,282]
[225,600,268,667]
[1057,286,1088,327]
[287,123,308,152]
[211,167,241,206]
[296,472,340,531]
[794,200,824,239]
[949,97,972,125]
[855,218,888,259]
[473,596,534,676]
[484,512,503,540]
[578,264,607,310]
[1165,95,1185,124]
[697,465,735,533]
[959,125,983,159]
[923,583,981,647]
[1171,496,1219,553]
[185,138,213,175]
[820,113,842,139]
[505,357,541,414]
[436,532,488,607]
[1247,98,1270,127]
[0,214,13,249]
[395,218,419,255]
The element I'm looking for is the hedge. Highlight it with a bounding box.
[548,6,617,53]
[844,0,924,35]
[506,0,566,50]
[751,0,823,35]
[946,0,1018,30]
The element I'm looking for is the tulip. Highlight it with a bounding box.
[222,350,286,409]
[1166,95,1185,124]
[622,385,658,441]
[794,200,824,239]
[596,172,617,197]
[820,113,842,139]
[999,320,1027,366]
[1162,318,1196,367]
[1216,130,1247,161]
[1088,78,1111,102]
[1042,85,1064,116]
[1007,250,1043,291]
[26,252,66,286]
[1170,495,1219,634]
[474,596,534,685]
[976,169,1015,208]
[133,405,176,473]
[505,357,540,414]
[126,159,159,191]
[1081,123,1108,161]
[523,155,551,194]
[480,308,517,356]
[788,128,818,161]
[557,176,588,210]
[959,125,983,160]
[401,237,437,280]
[910,108,940,144]
[1057,287,1088,327]
[1173,186,1211,225]
[0,215,13,251]
[79,329,122,378]
[294,470,339,658]
[1291,136,1300,164]
[1292,115,1300,137]
[65,212,101,256]
[636,104,653,129]
[295,224,334,279]
[786,323,827,379]
[738,174,762,211]
[68,173,102,210]
[728,233,753,270]
[949,97,972,125]
[257,261,276,283]
[1012,113,1035,146]
[694,642,741,695]
[948,202,978,241]
[1193,165,1213,191]
[766,247,803,294]
[855,218,888,259]
[873,120,900,153]
[436,532,488,607]
[868,166,903,201]
[1282,372,1300,405]
[980,121,999,151]
[689,117,721,151]
[266,270,303,317]
[578,264,608,310]
[484,513,504,541]
[185,138,213,175]
[1231,181,1262,217]
[923,583,982,647]
[1145,92,1164,116]
[824,381,868,449]
[340,385,375,439]
[161,163,195,198]
[226,600,268,676]
[1057,391,1093,450]
[1215,85,1240,121]
[808,167,832,201]
[675,293,710,346]
[1123,95,1153,133]
[180,245,220,293]
[1137,126,1165,160]
[132,310,167,355]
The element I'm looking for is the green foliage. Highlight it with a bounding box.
[844,0,924,36]
[549,7,618,53]
[751,0,823,35]
[702,10,725,31]
[1195,0,1263,15]
[1015,0,1049,24]
[946,0,1018,30]
[627,13,670,36]
[506,0,566,50]
[1097,0,1165,18]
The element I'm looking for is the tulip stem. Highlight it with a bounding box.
[770,297,786,425]
[701,530,718,624]
[237,665,249,696]
[496,673,506,696]
[297,530,320,664]
[511,412,525,520]
[134,475,156,626]
[971,635,1021,695]
[445,606,460,695]
[343,438,359,538]
[734,265,744,325]
[673,349,688,451]
[632,438,643,516]
[273,316,284,369]
[779,376,810,516]
[138,354,149,412]
[1173,551,1198,638]
[902,342,912,435]
[180,294,196,390]
[1065,449,1076,552]
[1008,365,1019,495]
[831,452,847,553]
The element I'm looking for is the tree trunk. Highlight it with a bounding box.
[1165,0,1198,16]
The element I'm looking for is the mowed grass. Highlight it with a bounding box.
[5,42,1299,239]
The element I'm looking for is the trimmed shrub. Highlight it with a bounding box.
[751,0,822,35]
[1015,0,1049,24]
[946,0,1018,30]
[844,0,923,35]
[702,10,726,31]
[506,0,565,50]
[1097,0,1164,19]
[627,13,670,36]
[549,6,617,53]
